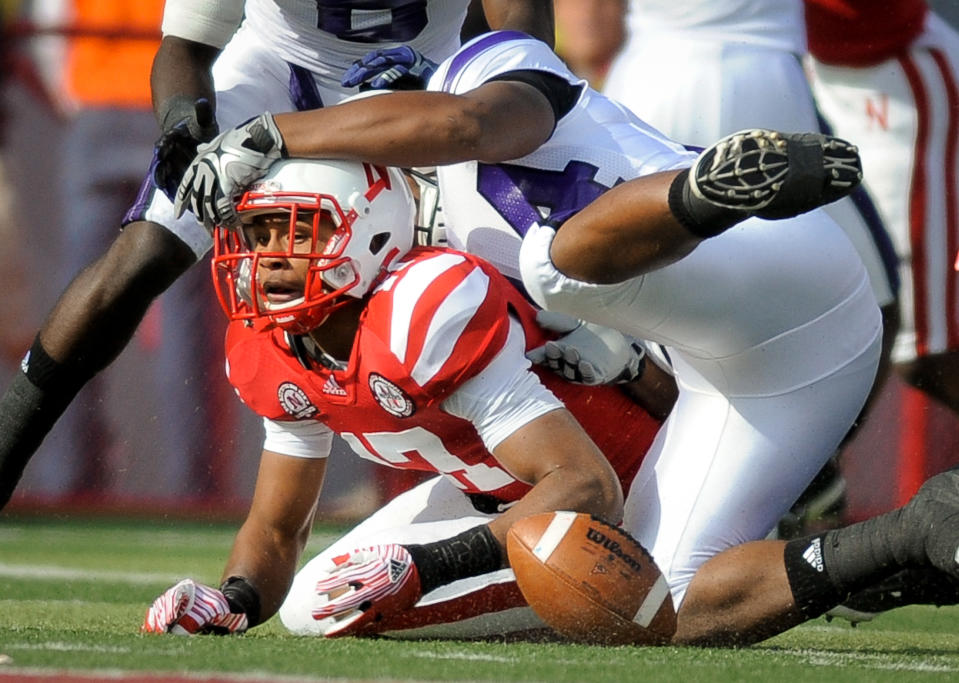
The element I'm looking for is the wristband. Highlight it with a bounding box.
[220,576,263,627]
[22,335,86,391]
[156,95,200,135]
[405,525,503,594]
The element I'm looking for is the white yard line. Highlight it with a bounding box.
[409,650,519,663]
[771,647,959,673]
[0,562,184,584]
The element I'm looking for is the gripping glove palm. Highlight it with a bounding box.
[174,112,286,231]
[311,544,422,637]
[142,579,248,635]
[153,97,218,201]
[527,311,647,385]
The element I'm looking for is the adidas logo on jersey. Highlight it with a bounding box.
[323,375,347,397]
[802,537,825,573]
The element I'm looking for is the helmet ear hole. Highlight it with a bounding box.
[369,232,391,255]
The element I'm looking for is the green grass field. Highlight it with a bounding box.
[2,515,959,682]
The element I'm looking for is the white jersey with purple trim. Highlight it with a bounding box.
[427,31,696,282]
[245,0,469,90]
[623,0,805,52]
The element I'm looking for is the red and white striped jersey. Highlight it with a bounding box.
[225,246,660,503]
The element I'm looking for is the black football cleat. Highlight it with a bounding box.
[899,466,959,580]
[688,128,862,219]
[826,566,959,626]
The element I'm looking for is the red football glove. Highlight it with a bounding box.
[311,544,422,637]
[142,579,248,635]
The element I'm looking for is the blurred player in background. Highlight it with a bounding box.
[0,1,33,367]
[0,0,555,511]
[553,0,625,88]
[806,1,959,429]
[800,0,959,622]
[600,0,902,534]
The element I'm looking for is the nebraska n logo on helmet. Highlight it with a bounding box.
[211,159,416,335]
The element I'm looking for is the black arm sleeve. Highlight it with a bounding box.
[488,69,583,129]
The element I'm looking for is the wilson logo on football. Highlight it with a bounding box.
[586,527,644,574]
[368,373,415,418]
[277,382,318,419]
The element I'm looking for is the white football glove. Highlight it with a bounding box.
[527,311,647,385]
[142,579,248,635]
[174,112,286,231]
[311,544,422,637]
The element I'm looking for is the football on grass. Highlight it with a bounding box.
[507,511,676,645]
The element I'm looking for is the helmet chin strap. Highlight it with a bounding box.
[286,333,347,371]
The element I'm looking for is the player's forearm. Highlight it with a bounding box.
[488,464,624,551]
[486,410,625,548]
[150,36,219,123]
[274,87,548,167]
[220,519,312,624]
[404,461,622,597]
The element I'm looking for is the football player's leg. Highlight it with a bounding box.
[530,135,862,289]
[0,214,198,509]
[623,342,879,645]
[0,34,307,511]
[280,476,544,639]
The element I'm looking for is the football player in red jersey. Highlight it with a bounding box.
[143,157,663,640]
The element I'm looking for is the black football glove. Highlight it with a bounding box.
[153,96,219,201]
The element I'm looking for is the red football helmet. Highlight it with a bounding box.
[212,159,415,334]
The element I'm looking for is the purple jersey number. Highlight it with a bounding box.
[315,1,429,43]
[476,160,620,236]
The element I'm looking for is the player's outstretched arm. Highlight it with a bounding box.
[151,36,222,200]
[174,80,555,229]
[151,0,241,118]
[143,450,327,634]
[278,79,554,167]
